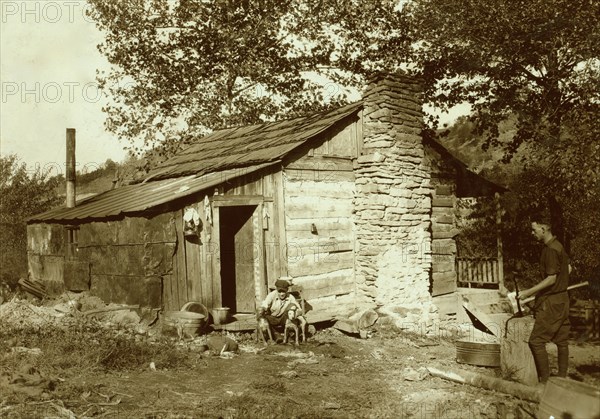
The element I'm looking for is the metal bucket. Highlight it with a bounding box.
[211,307,230,325]
[162,311,206,338]
[456,339,501,367]
[537,377,600,419]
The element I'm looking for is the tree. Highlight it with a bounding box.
[405,0,599,159]
[87,0,355,165]
[0,155,63,287]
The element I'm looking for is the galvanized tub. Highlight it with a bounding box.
[455,339,501,367]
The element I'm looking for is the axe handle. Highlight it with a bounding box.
[521,281,589,305]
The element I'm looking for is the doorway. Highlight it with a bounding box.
[219,205,257,313]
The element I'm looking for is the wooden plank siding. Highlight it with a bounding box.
[196,167,279,310]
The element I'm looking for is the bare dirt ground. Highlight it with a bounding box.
[1,297,599,419]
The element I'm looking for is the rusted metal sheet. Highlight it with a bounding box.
[27,224,65,255]
[38,255,64,294]
[90,274,162,308]
[28,163,277,223]
[116,213,177,244]
[78,221,118,246]
[63,260,90,291]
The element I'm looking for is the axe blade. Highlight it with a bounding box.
[507,291,523,316]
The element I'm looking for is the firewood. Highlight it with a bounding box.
[427,366,543,402]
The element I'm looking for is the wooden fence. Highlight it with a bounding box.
[456,257,500,288]
[570,301,600,340]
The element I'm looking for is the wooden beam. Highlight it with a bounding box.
[285,156,354,172]
[175,210,188,307]
[432,197,453,207]
[356,109,364,157]
[495,192,506,295]
[255,203,268,304]
[211,195,270,207]
[435,184,453,196]
[274,169,288,278]
[211,206,222,308]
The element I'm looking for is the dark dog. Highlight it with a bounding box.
[283,306,307,346]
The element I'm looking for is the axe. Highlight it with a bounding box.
[506,281,590,315]
[504,265,526,336]
[504,280,589,337]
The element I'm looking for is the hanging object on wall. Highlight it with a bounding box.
[262,206,270,230]
[204,195,212,226]
[183,206,202,240]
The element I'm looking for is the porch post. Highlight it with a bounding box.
[495,192,506,295]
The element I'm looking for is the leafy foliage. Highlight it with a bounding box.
[306,0,411,76]
[85,0,598,287]
[87,0,356,167]
[407,0,600,158]
[416,0,600,290]
[0,156,63,287]
[454,145,599,293]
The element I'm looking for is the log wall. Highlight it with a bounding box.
[282,121,360,312]
[425,145,460,297]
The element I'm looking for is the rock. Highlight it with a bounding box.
[402,366,428,381]
[279,370,299,379]
[334,309,379,335]
[11,347,42,356]
[287,357,319,367]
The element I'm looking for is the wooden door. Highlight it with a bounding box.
[234,210,255,312]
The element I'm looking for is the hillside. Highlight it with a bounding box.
[52,157,144,203]
[436,116,531,187]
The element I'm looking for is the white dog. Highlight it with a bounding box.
[283,306,307,346]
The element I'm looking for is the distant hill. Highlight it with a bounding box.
[52,156,144,203]
[436,115,529,187]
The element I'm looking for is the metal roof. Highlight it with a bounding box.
[29,102,362,224]
[28,162,278,223]
[145,102,363,180]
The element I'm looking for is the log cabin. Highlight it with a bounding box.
[27,72,504,331]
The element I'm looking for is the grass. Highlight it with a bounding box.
[0,317,200,378]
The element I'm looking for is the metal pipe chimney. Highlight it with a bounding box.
[66,128,76,208]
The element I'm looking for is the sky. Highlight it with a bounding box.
[1,0,469,178]
[0,0,128,177]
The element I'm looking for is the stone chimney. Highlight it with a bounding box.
[353,72,437,332]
